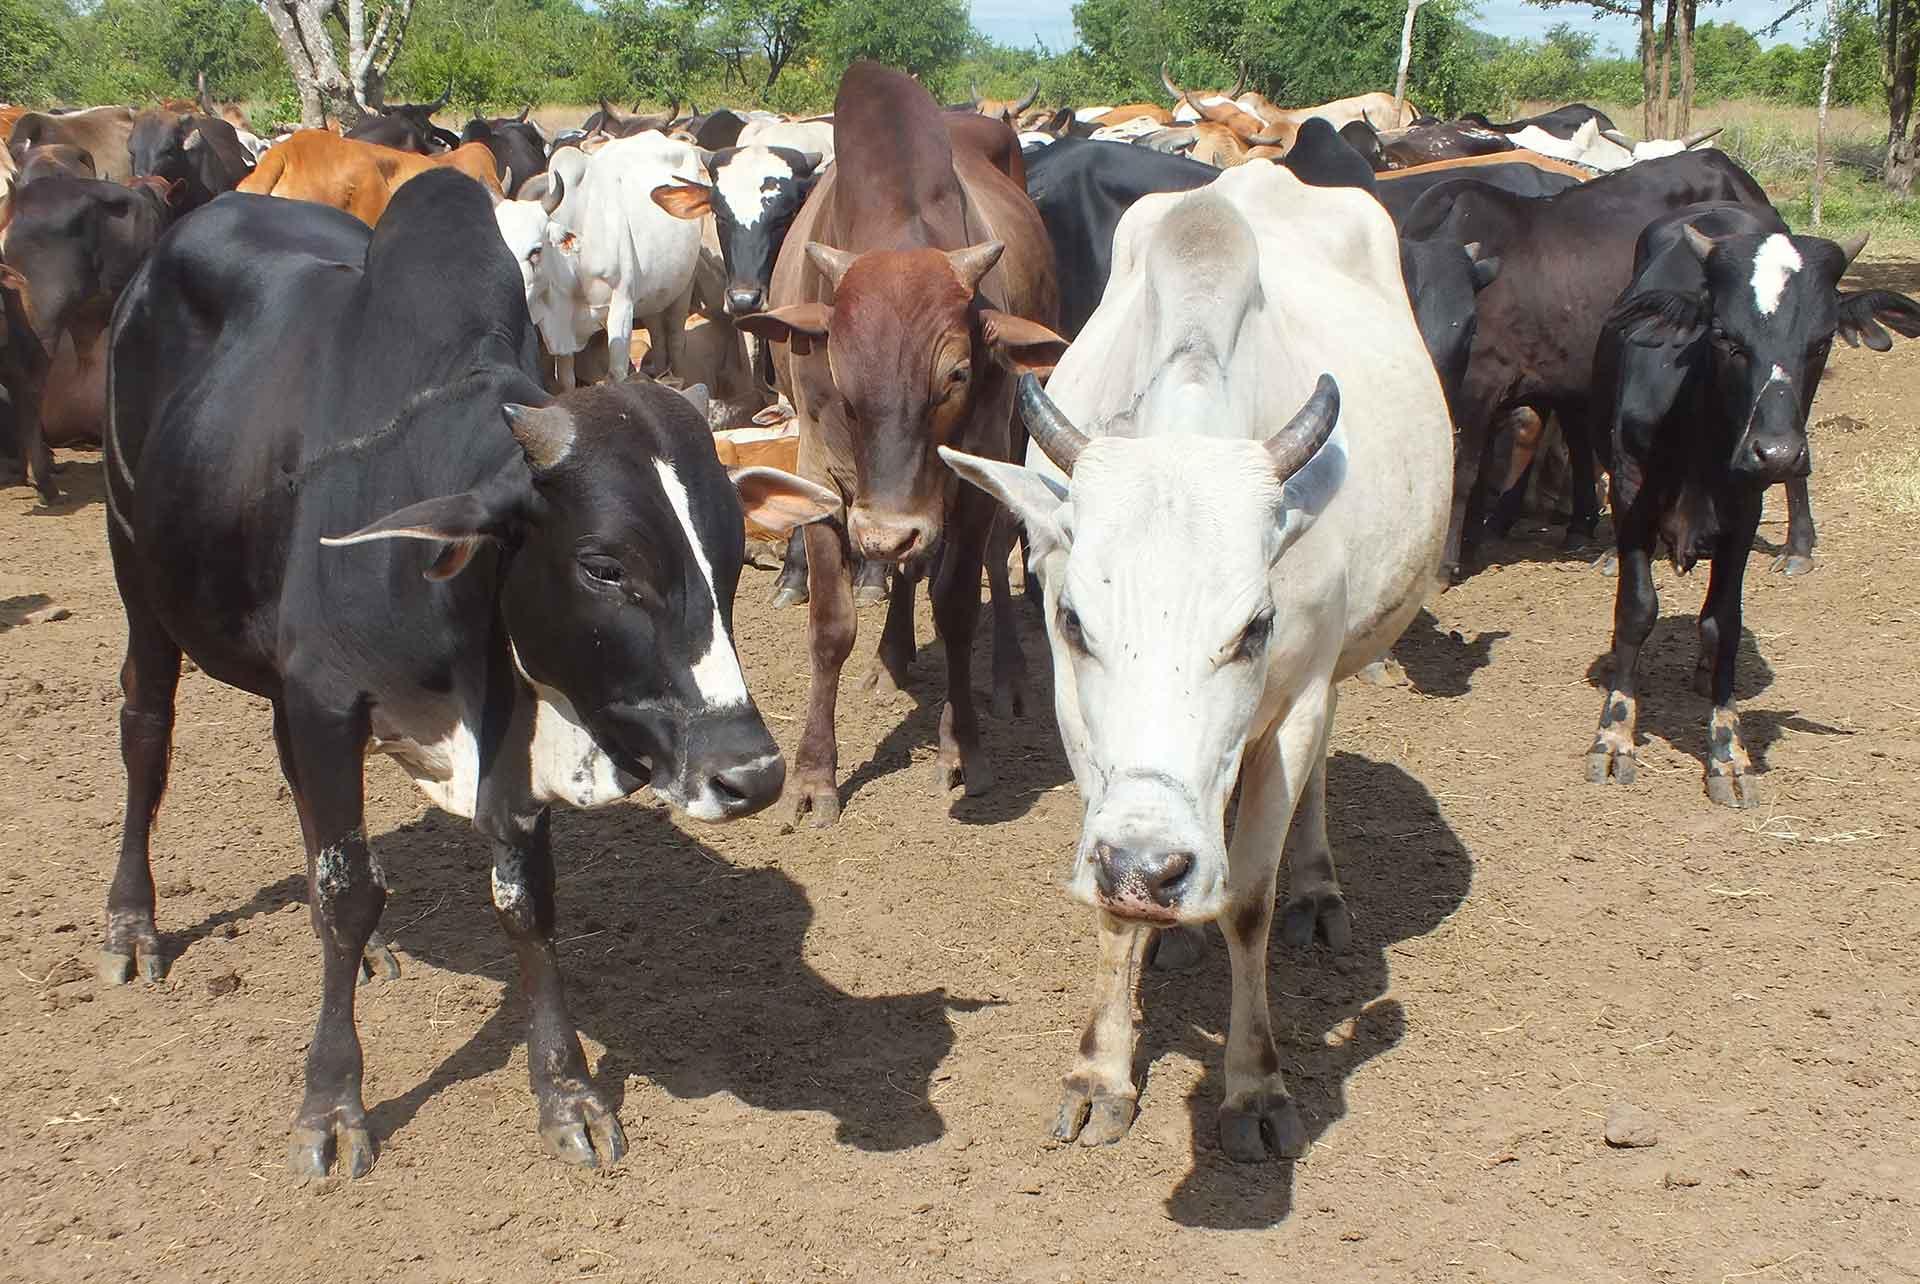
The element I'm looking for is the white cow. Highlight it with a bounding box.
[1511,117,1724,172]
[734,117,835,166]
[494,132,704,388]
[939,163,1451,1161]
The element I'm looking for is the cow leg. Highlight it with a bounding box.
[1278,694,1349,950]
[484,806,626,1167]
[554,351,578,393]
[930,486,993,797]
[1444,387,1501,582]
[19,366,55,505]
[852,556,890,604]
[865,564,915,699]
[278,696,385,1180]
[659,294,692,380]
[788,517,855,826]
[770,529,810,607]
[1700,499,1762,808]
[605,296,636,382]
[1051,911,1150,1146]
[984,511,1028,720]
[1217,696,1328,1162]
[1586,516,1658,786]
[1486,407,1544,538]
[1558,405,1603,548]
[100,609,182,985]
[1772,477,1816,576]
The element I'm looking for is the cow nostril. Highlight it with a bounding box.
[707,753,785,810]
[1148,851,1194,904]
[726,288,764,315]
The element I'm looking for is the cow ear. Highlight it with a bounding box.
[318,475,527,582]
[730,467,840,536]
[677,382,711,420]
[937,446,1071,565]
[651,181,712,220]
[0,264,25,295]
[736,303,831,356]
[1607,288,1708,348]
[1836,288,1920,351]
[981,309,1069,375]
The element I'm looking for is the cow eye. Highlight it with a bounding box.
[1058,603,1088,653]
[1234,610,1274,661]
[528,246,541,263]
[579,555,625,588]
[948,364,970,384]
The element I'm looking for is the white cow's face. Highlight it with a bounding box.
[493,195,587,354]
[941,382,1344,923]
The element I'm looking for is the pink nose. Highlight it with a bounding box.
[848,512,930,563]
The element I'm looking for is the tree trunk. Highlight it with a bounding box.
[1888,0,1920,195]
[257,0,413,128]
[1678,0,1695,135]
[1655,0,1676,137]
[1640,0,1657,138]
[1815,0,1841,224]
[1394,0,1428,119]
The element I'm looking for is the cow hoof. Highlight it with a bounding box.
[99,917,166,984]
[784,780,841,829]
[1218,1093,1308,1162]
[1148,924,1206,972]
[98,950,136,986]
[860,662,909,702]
[287,1119,376,1180]
[1593,551,1619,577]
[359,935,401,985]
[1280,888,1352,951]
[1705,771,1759,810]
[1585,743,1637,786]
[1051,1083,1136,1146]
[768,582,809,608]
[990,678,1028,721]
[853,580,889,606]
[538,1096,627,1169]
[1354,657,1406,687]
[1771,552,1815,577]
[936,754,993,797]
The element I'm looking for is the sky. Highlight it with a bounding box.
[968,0,1825,57]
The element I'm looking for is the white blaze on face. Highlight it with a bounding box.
[714,148,789,231]
[1750,234,1803,317]
[653,458,750,710]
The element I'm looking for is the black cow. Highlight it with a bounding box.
[1339,118,1386,170]
[1376,160,1583,225]
[1376,122,1517,169]
[344,85,459,154]
[684,107,750,150]
[128,111,254,211]
[651,144,826,317]
[1585,204,1920,805]
[1399,150,1773,578]
[1459,103,1618,140]
[2,174,178,500]
[1279,116,1378,193]
[102,170,837,1178]
[460,109,547,195]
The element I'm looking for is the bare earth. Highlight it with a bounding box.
[1,261,1916,1284]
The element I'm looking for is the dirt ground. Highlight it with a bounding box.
[2,264,1917,1284]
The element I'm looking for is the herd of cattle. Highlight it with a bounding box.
[3,59,1918,1182]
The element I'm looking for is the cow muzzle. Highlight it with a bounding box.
[847,508,939,565]
[652,707,786,823]
[1072,774,1225,923]
[724,285,764,316]
[1732,428,1810,484]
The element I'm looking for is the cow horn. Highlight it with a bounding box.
[1682,125,1723,148]
[1017,373,1089,475]
[971,80,984,108]
[1230,62,1247,98]
[540,170,565,215]
[1265,374,1340,480]
[196,70,216,116]
[1013,82,1039,114]
[502,402,575,471]
[1681,225,1717,262]
[1837,230,1870,267]
[431,80,453,111]
[946,241,1006,292]
[1161,61,1185,103]
[806,242,859,288]
[517,103,531,122]
[1601,128,1634,147]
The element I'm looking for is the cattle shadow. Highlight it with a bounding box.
[1580,615,1830,767]
[1389,608,1509,698]
[0,592,55,632]
[342,802,986,1155]
[17,455,107,516]
[1122,751,1472,1230]
[835,587,1070,827]
[1845,257,1920,295]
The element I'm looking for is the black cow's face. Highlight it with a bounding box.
[324,383,837,820]
[128,115,202,186]
[652,145,821,316]
[1693,230,1848,485]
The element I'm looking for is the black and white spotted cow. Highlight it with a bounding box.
[1586,203,1920,806]
[651,143,826,317]
[102,171,837,1178]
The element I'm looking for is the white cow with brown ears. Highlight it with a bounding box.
[940,162,1451,1162]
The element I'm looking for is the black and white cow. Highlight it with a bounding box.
[651,143,825,316]
[103,170,837,1178]
[1586,204,1920,806]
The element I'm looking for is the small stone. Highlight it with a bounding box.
[1012,1172,1044,1195]
[1663,1170,1701,1189]
[23,605,72,625]
[1339,1230,1367,1242]
[909,1201,933,1214]
[1603,1103,1660,1149]
[205,970,242,998]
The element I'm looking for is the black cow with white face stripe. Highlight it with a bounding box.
[1586,203,1920,807]
[652,143,824,316]
[103,171,837,1178]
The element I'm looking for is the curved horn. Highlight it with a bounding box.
[806,241,859,288]
[196,70,216,116]
[1230,62,1247,98]
[1682,125,1723,148]
[431,80,453,111]
[1161,61,1185,103]
[1017,373,1089,475]
[1837,230,1870,267]
[517,103,531,122]
[971,80,984,108]
[1013,81,1039,114]
[1265,375,1340,480]
[541,170,565,214]
[1600,127,1633,147]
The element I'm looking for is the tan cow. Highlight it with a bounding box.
[238,132,502,225]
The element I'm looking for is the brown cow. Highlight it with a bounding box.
[7,106,137,183]
[970,80,1039,127]
[1166,67,1417,154]
[238,132,502,225]
[738,63,1067,826]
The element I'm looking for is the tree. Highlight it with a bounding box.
[0,0,66,104]
[1395,0,1429,114]
[717,0,823,89]
[822,0,971,79]
[256,0,415,126]
[1814,0,1841,221]
[1887,0,1920,193]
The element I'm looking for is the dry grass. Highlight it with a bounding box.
[1846,445,1920,515]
